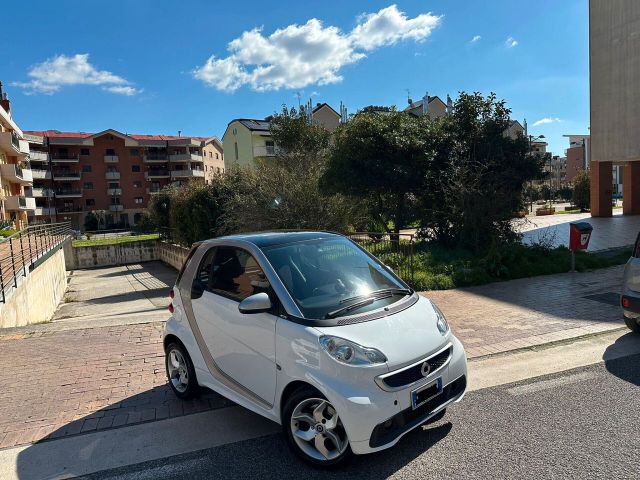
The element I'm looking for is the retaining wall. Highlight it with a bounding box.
[0,246,67,329]
[157,241,190,271]
[64,240,158,270]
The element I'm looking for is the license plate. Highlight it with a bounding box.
[411,377,443,410]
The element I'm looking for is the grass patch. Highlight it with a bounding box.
[369,241,631,291]
[72,233,159,247]
[0,229,18,238]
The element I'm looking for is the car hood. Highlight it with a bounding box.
[314,294,451,369]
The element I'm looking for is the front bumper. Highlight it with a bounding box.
[318,335,467,455]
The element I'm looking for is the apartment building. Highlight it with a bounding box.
[23,129,221,229]
[223,102,341,169]
[0,83,33,230]
[590,0,640,215]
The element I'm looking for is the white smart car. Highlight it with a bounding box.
[622,232,640,333]
[164,232,467,467]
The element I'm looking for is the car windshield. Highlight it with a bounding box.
[261,237,409,319]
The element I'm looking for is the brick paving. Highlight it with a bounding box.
[0,265,627,450]
[426,265,626,358]
[0,322,232,450]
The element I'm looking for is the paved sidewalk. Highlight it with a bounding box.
[0,264,628,450]
[426,265,627,358]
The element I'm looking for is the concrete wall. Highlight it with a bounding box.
[0,246,67,328]
[157,241,190,271]
[64,240,158,269]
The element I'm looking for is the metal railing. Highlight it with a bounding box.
[0,222,72,303]
[347,232,416,286]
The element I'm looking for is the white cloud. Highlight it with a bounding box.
[13,54,140,95]
[193,5,442,92]
[533,117,562,127]
[505,36,518,48]
[470,35,482,43]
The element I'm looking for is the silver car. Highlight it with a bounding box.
[622,232,640,333]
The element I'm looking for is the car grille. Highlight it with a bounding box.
[380,346,452,390]
[369,375,467,448]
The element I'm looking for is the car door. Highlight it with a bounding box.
[190,246,278,406]
[624,232,640,293]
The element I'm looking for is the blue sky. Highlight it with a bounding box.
[0,0,588,155]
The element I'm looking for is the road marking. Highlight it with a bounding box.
[506,371,598,396]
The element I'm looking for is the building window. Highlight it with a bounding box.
[82,165,92,172]
[83,182,94,190]
[130,149,140,156]
[134,213,143,224]
[85,199,95,207]
[108,182,120,189]
[133,181,142,188]
[216,153,219,159]
[131,165,141,172]
[234,142,238,160]
[134,197,143,204]
[106,148,116,156]
[80,148,90,156]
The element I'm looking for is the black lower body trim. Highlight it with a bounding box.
[369,375,466,449]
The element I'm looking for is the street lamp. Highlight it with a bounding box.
[528,134,546,212]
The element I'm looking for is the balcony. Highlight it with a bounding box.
[109,204,124,212]
[144,153,169,163]
[0,131,29,158]
[33,207,57,216]
[170,169,205,179]
[55,189,83,198]
[26,187,54,198]
[0,163,33,185]
[169,152,204,163]
[105,171,120,180]
[145,169,170,179]
[104,155,119,163]
[29,151,49,162]
[146,188,162,195]
[253,145,277,157]
[57,206,84,214]
[52,170,81,181]
[51,153,80,163]
[31,169,51,180]
[107,188,122,195]
[4,195,36,211]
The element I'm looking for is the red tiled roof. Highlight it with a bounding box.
[23,130,208,141]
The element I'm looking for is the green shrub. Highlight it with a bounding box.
[0,229,18,238]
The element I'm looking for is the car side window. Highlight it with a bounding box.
[192,247,217,299]
[208,247,270,302]
[635,233,640,258]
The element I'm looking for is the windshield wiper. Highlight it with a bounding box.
[327,288,412,319]
[338,288,412,305]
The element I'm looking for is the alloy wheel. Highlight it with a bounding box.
[290,398,349,461]
[167,348,189,393]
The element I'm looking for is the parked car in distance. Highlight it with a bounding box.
[622,232,640,333]
[163,231,468,467]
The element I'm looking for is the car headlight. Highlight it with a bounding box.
[319,336,387,366]
[431,301,450,335]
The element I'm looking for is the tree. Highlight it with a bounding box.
[219,106,362,234]
[417,92,543,252]
[84,211,98,231]
[322,109,432,234]
[572,170,590,211]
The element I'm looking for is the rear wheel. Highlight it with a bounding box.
[165,342,199,399]
[283,387,352,468]
[624,316,640,333]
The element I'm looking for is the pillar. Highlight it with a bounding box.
[590,161,613,217]
[623,161,640,215]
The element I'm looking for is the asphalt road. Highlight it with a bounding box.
[81,352,640,480]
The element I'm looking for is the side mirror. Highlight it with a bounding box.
[239,292,272,314]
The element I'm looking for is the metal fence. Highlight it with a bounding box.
[347,232,416,286]
[0,222,72,303]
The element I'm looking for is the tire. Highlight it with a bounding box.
[282,386,353,468]
[624,316,640,333]
[165,342,199,399]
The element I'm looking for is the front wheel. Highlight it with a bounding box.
[624,316,640,333]
[283,387,352,468]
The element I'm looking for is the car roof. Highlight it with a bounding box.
[210,231,343,248]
